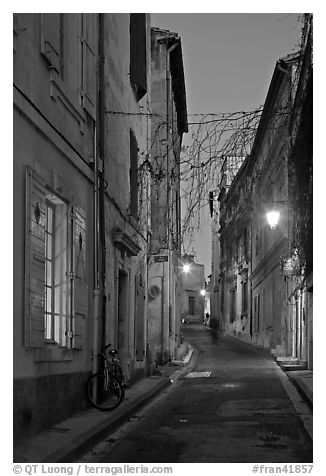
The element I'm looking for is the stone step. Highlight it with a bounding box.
[279,363,307,372]
[275,356,298,363]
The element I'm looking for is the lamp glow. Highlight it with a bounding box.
[200,289,206,296]
[183,264,190,273]
[266,210,280,229]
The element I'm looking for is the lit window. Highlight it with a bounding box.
[44,196,68,346]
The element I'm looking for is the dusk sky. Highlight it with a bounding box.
[151,12,303,276]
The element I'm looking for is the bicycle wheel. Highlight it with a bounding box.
[114,365,126,400]
[86,372,123,410]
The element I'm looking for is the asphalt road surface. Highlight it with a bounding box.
[78,325,313,463]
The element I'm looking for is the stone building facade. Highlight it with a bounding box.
[13,13,155,443]
[214,27,313,370]
[286,15,313,369]
[147,28,188,365]
[210,156,246,332]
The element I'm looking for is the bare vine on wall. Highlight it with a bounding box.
[136,105,291,252]
[179,108,263,247]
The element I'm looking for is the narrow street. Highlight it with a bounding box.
[78,325,312,463]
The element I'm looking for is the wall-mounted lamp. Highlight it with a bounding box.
[200,289,206,296]
[182,263,191,273]
[266,201,288,230]
[266,210,280,229]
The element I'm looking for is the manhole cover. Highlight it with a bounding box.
[185,371,211,378]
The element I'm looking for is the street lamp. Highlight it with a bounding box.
[266,210,280,229]
[200,289,206,296]
[183,263,190,273]
[266,201,288,230]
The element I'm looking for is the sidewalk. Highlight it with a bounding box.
[285,370,313,409]
[13,346,196,463]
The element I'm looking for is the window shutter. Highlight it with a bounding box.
[130,13,147,101]
[81,14,97,119]
[41,13,62,73]
[135,276,146,361]
[72,205,88,349]
[130,130,139,219]
[25,168,46,347]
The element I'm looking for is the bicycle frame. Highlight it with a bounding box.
[86,344,125,410]
[100,345,125,389]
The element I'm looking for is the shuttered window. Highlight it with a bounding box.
[188,296,195,315]
[130,130,139,220]
[254,294,261,333]
[241,280,248,314]
[25,169,47,348]
[25,168,88,351]
[81,13,97,119]
[71,206,88,349]
[135,274,145,361]
[40,13,63,76]
[130,13,147,102]
[230,288,236,323]
[44,199,69,346]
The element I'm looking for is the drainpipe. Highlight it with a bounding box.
[92,119,100,377]
[98,13,107,353]
[161,268,164,364]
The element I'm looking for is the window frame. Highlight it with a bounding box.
[44,200,56,342]
[44,192,69,347]
[25,167,88,355]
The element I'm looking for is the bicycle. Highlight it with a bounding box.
[86,344,126,411]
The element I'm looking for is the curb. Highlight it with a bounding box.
[286,373,313,410]
[170,345,194,367]
[169,346,198,381]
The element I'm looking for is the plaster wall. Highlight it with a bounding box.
[13,12,151,442]
[147,259,170,364]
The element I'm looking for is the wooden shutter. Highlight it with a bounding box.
[130,13,147,101]
[41,13,62,73]
[72,205,88,349]
[135,275,146,361]
[25,168,46,347]
[81,14,97,119]
[130,130,138,219]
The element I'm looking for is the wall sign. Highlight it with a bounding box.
[154,255,168,262]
